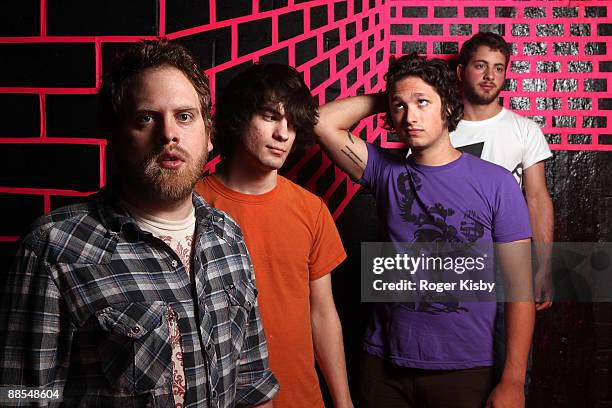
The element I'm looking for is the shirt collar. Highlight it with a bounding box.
[95,187,216,234]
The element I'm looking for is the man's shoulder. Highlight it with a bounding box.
[461,152,514,181]
[278,176,324,207]
[28,197,98,234]
[19,194,108,259]
[455,108,539,131]
[501,108,542,131]
[194,191,246,241]
[209,204,243,233]
[367,143,406,164]
[195,176,213,194]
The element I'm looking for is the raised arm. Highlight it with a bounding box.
[315,93,387,180]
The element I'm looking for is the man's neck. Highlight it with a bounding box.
[462,98,503,121]
[215,158,278,195]
[119,184,194,221]
[410,133,461,166]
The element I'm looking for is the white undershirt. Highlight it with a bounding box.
[121,200,196,276]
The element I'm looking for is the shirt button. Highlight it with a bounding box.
[206,343,212,351]
[246,301,252,307]
[132,326,141,333]
[171,260,178,268]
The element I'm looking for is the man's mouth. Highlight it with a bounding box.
[267,145,286,155]
[480,83,496,91]
[158,151,186,169]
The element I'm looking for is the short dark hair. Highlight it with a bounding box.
[383,53,463,133]
[99,40,212,137]
[458,32,512,67]
[214,63,318,159]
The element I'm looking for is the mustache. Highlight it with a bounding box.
[146,145,191,163]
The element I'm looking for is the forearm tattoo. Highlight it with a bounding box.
[340,145,365,170]
[347,130,355,144]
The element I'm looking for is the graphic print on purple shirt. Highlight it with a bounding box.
[359,143,531,370]
[397,170,485,244]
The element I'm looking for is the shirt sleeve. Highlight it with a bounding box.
[234,235,279,407]
[492,172,533,243]
[309,199,347,281]
[522,120,552,170]
[358,143,385,190]
[0,239,73,398]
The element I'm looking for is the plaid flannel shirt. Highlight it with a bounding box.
[0,189,278,407]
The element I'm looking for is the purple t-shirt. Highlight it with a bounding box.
[360,144,531,370]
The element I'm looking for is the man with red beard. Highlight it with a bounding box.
[0,40,278,408]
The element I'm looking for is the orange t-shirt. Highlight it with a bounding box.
[196,175,346,408]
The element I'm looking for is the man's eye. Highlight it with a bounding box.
[178,113,192,122]
[418,99,429,107]
[393,103,405,111]
[138,114,153,124]
[262,114,275,121]
[496,66,505,73]
[475,63,485,69]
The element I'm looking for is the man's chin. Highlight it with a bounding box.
[154,187,194,203]
[480,94,500,105]
[135,168,199,202]
[465,88,502,106]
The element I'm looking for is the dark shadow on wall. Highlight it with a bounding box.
[316,184,382,407]
[528,151,612,408]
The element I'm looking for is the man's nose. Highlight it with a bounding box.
[160,117,179,144]
[273,119,290,141]
[406,107,419,125]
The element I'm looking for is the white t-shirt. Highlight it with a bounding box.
[121,200,196,275]
[450,107,552,187]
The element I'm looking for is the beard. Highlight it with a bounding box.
[120,145,207,203]
[463,82,503,105]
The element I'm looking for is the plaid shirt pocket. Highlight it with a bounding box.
[95,302,173,395]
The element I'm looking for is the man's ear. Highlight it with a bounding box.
[456,64,463,82]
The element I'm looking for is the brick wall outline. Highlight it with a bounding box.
[0,0,609,235]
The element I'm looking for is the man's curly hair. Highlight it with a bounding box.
[458,32,511,68]
[383,53,463,133]
[214,63,318,159]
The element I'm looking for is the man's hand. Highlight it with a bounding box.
[486,380,525,408]
[534,266,553,311]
